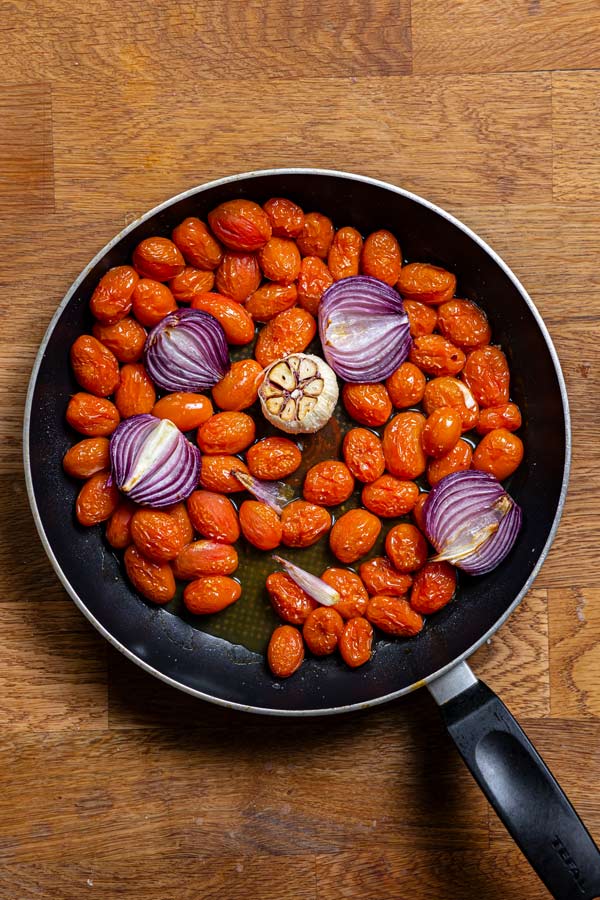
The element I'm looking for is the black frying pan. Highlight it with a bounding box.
[24,170,600,898]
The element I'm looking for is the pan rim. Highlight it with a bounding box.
[23,167,571,716]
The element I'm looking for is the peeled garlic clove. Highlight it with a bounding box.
[258,353,339,434]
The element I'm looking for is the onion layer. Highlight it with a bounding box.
[233,470,294,515]
[423,470,522,575]
[318,275,411,382]
[272,556,341,606]
[110,414,201,508]
[145,308,230,392]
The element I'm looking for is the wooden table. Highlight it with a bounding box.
[2,3,600,897]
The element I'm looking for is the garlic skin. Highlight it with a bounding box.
[258,353,339,434]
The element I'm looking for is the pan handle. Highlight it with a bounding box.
[428,661,600,899]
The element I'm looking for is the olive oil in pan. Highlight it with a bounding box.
[156,338,490,654]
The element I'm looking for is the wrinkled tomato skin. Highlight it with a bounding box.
[267,625,304,678]
[329,509,381,564]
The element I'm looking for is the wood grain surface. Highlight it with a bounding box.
[1,3,599,898]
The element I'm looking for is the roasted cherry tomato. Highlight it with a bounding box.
[303,460,355,506]
[329,509,381,564]
[410,562,457,614]
[267,625,304,678]
[321,568,369,619]
[472,428,524,480]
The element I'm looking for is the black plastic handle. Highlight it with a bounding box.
[439,679,600,899]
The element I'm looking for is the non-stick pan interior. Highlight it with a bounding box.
[26,171,568,713]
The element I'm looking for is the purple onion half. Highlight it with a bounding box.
[145,308,230,392]
[318,275,411,383]
[423,470,522,576]
[110,414,201,509]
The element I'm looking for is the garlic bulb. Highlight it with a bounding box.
[258,353,339,434]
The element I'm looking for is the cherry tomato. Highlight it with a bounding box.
[358,557,413,597]
[409,334,466,377]
[199,455,250,493]
[187,490,240,543]
[303,607,344,656]
[263,198,305,238]
[208,200,272,252]
[385,362,426,409]
[421,408,462,458]
[132,237,185,280]
[410,562,457,614]
[266,572,318,624]
[297,256,333,315]
[70,335,120,397]
[66,393,120,437]
[75,471,120,526]
[303,460,355,506]
[342,428,385,483]
[423,376,479,431]
[245,283,297,322]
[427,439,473,486]
[328,227,363,281]
[114,363,156,418]
[342,383,392,427]
[169,266,215,303]
[404,300,438,338]
[173,541,239,579]
[197,411,256,455]
[462,345,510,408]
[258,237,301,284]
[329,508,381,564]
[131,279,177,327]
[92,317,147,363]
[476,403,522,435]
[366,595,424,636]
[361,475,419,518]
[239,500,282,551]
[191,292,255,344]
[397,263,456,305]
[472,428,524,480]
[382,412,427,479]
[215,251,261,303]
[339,617,373,668]
[437,298,491,349]
[130,508,186,562]
[124,545,176,604]
[385,523,428,573]
[296,212,335,258]
[247,437,302,480]
[267,625,304,678]
[89,266,138,324]
[281,500,332,548]
[212,359,263,411]
[183,575,241,614]
[105,500,136,549]
[254,308,316,369]
[360,230,402,286]
[152,393,214,431]
[63,437,110,479]
[171,217,223,270]
[321,568,369,619]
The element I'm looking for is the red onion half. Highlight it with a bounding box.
[318,276,411,382]
[145,308,230,392]
[423,470,522,576]
[110,414,201,508]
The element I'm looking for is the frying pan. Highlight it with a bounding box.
[24,169,600,898]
